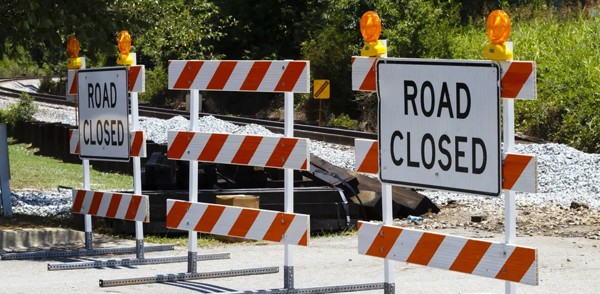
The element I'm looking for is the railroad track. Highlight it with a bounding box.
[0,78,377,145]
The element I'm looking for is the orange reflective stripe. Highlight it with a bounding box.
[263,213,294,242]
[240,61,271,91]
[298,230,308,246]
[503,154,532,189]
[72,190,86,213]
[365,226,402,258]
[130,131,143,156]
[168,131,194,159]
[265,138,297,168]
[406,232,445,266]
[449,239,491,273]
[228,209,260,237]
[231,135,262,165]
[69,72,78,95]
[198,133,229,162]
[194,205,226,232]
[88,192,104,215]
[166,201,191,228]
[125,195,142,221]
[128,66,141,92]
[359,60,376,91]
[496,247,536,282]
[358,142,378,173]
[274,62,306,92]
[207,61,237,90]
[173,61,204,89]
[106,193,123,218]
[501,62,533,98]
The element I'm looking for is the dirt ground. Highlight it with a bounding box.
[396,200,600,240]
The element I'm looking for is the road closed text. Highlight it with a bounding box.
[81,82,126,147]
[377,59,500,195]
[389,80,487,174]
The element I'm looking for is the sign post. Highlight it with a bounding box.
[313,79,330,126]
[0,123,11,217]
[377,59,501,196]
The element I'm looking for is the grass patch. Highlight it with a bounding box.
[8,141,133,191]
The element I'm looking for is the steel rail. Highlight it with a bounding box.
[0,84,378,145]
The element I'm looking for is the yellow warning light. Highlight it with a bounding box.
[483,10,513,61]
[116,30,134,66]
[360,11,387,57]
[66,35,82,69]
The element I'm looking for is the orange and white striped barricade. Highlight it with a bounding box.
[71,189,150,223]
[166,200,309,246]
[500,61,536,100]
[167,132,310,170]
[67,65,145,97]
[69,129,147,158]
[358,222,538,285]
[352,56,377,92]
[354,138,538,193]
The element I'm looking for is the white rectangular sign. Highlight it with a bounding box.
[77,67,130,162]
[377,58,501,196]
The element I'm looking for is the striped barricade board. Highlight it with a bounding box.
[499,61,536,100]
[66,65,145,96]
[167,131,310,170]
[166,200,309,246]
[353,139,537,193]
[351,56,377,92]
[72,189,149,222]
[351,57,536,100]
[69,129,146,158]
[357,221,538,285]
[168,60,310,93]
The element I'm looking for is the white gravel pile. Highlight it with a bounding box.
[2,93,600,218]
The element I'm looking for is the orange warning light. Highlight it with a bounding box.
[116,30,133,66]
[486,10,511,45]
[360,11,386,57]
[66,35,82,69]
[483,10,513,61]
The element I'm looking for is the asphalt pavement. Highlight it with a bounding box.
[0,228,598,293]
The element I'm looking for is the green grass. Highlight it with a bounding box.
[7,141,133,191]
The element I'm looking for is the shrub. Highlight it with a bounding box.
[0,92,37,127]
[327,113,358,129]
[139,66,171,106]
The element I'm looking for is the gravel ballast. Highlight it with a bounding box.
[1,92,599,239]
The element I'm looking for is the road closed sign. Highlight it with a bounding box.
[377,58,501,196]
[77,67,130,162]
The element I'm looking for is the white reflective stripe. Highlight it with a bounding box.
[357,222,382,255]
[286,139,309,169]
[192,61,220,90]
[167,61,186,89]
[248,137,278,167]
[354,139,376,170]
[472,242,513,278]
[79,191,95,214]
[178,201,208,230]
[352,57,376,91]
[427,234,467,270]
[521,259,538,285]
[284,214,309,244]
[223,61,252,90]
[96,193,112,217]
[256,62,285,92]
[246,211,277,240]
[133,195,148,222]
[69,130,79,154]
[292,64,310,93]
[214,134,244,163]
[211,206,242,236]
[114,193,131,220]
[388,228,422,261]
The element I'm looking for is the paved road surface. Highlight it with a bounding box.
[0,228,598,293]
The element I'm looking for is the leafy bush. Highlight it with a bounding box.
[327,113,358,129]
[0,92,37,127]
[139,66,172,106]
[37,69,66,96]
[0,42,42,77]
